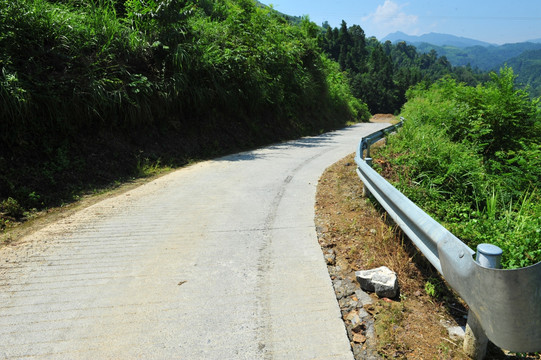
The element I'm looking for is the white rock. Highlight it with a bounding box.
[355,266,398,298]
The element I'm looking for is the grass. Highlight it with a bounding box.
[135,158,172,178]
[372,301,407,356]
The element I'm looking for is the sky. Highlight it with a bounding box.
[263,0,541,45]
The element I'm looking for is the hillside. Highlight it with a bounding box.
[415,42,541,71]
[383,32,541,71]
[0,0,368,225]
[506,49,541,97]
[319,23,488,114]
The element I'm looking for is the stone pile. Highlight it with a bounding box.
[325,249,380,360]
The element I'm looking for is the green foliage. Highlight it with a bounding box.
[0,0,366,215]
[379,68,541,268]
[321,55,370,122]
[424,278,444,298]
[402,68,539,160]
[452,190,541,269]
[1,197,24,219]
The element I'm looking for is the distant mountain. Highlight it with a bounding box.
[505,49,541,97]
[382,31,494,48]
[415,42,541,71]
[381,32,541,71]
[527,38,541,44]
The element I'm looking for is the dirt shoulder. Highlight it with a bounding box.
[315,153,470,359]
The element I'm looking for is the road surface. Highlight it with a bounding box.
[0,123,389,359]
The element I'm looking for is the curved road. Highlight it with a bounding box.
[0,123,389,359]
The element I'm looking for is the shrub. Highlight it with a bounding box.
[1,197,24,218]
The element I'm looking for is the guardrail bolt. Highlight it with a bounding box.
[463,243,503,359]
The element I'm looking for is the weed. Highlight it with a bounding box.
[438,341,452,358]
[135,158,171,178]
[374,301,407,356]
[424,278,444,298]
[1,198,24,219]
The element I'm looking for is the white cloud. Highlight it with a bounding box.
[362,1,419,37]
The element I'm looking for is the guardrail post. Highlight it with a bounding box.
[463,244,503,359]
[362,157,373,197]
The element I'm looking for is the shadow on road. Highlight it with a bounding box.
[215,132,341,162]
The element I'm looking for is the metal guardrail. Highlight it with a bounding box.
[354,120,541,354]
[359,120,403,161]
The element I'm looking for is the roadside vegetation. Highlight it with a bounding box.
[316,135,540,360]
[0,0,369,230]
[375,67,541,269]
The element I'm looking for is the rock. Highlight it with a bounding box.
[355,266,398,298]
[346,310,362,325]
[327,266,340,278]
[357,307,370,319]
[351,323,365,334]
[353,333,367,344]
[352,343,364,358]
[355,289,373,306]
[324,250,336,265]
[447,325,466,339]
[350,314,362,326]
[343,279,357,296]
[339,297,358,313]
[334,278,356,300]
[440,320,466,339]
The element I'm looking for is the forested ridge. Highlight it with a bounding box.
[507,49,541,98]
[383,38,541,99]
[318,21,489,114]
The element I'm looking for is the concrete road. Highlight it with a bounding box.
[0,123,389,359]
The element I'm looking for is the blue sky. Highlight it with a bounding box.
[264,0,541,44]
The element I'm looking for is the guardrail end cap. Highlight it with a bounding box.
[477,243,503,256]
